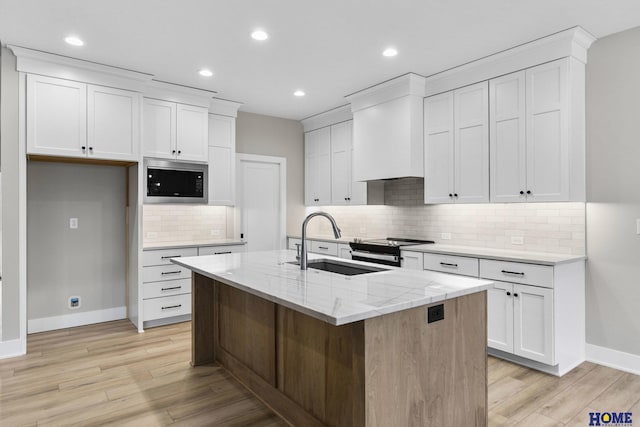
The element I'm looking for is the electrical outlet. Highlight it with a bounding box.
[441,232,452,240]
[428,304,445,323]
[146,231,158,239]
[210,229,221,236]
[69,218,78,229]
[511,236,524,245]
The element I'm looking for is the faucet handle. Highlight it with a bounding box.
[295,243,301,262]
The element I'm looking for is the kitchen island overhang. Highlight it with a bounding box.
[172,250,494,427]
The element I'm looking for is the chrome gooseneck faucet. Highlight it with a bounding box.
[300,211,341,270]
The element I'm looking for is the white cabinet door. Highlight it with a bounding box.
[176,104,209,162]
[424,92,455,204]
[338,244,352,259]
[454,82,489,203]
[526,59,569,201]
[26,74,87,157]
[513,284,554,365]
[330,120,366,205]
[208,115,236,205]
[143,98,177,159]
[487,282,515,353]
[400,251,423,270]
[305,127,331,205]
[490,71,527,202]
[87,85,140,161]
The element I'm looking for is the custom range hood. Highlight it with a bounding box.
[346,73,426,181]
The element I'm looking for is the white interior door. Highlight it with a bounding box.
[237,154,286,252]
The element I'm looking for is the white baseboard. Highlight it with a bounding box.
[28,306,127,334]
[0,338,26,359]
[586,343,640,376]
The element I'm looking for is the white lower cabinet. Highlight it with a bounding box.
[488,281,554,365]
[400,250,423,270]
[338,243,352,259]
[413,253,584,375]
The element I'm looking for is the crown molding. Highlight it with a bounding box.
[345,73,427,112]
[209,98,243,117]
[301,104,352,132]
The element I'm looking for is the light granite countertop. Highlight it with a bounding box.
[171,249,493,326]
[143,239,246,251]
[405,244,586,266]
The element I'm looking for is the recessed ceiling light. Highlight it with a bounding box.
[251,30,269,41]
[382,48,398,57]
[293,90,306,97]
[199,69,213,77]
[64,36,84,47]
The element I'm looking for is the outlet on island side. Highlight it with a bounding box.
[427,304,444,324]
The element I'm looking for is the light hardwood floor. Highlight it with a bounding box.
[0,320,638,426]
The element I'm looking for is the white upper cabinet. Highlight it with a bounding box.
[143,98,208,162]
[87,85,140,161]
[424,81,489,204]
[27,74,87,157]
[208,114,236,206]
[330,120,366,205]
[142,99,176,159]
[176,104,209,162]
[26,74,140,162]
[305,126,332,205]
[490,59,573,202]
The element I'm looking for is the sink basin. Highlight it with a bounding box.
[288,258,388,276]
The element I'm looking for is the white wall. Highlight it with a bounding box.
[27,162,127,322]
[585,26,640,357]
[235,111,305,235]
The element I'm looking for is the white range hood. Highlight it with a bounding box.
[346,73,426,181]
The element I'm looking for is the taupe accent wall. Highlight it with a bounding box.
[586,26,640,356]
[235,111,305,236]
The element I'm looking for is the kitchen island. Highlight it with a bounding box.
[172,250,494,427]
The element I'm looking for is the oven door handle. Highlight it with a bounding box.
[350,250,399,263]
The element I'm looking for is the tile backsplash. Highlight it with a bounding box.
[306,202,586,255]
[143,205,229,245]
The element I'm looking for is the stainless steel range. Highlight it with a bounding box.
[349,237,434,267]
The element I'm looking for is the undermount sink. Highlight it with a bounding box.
[288,258,388,276]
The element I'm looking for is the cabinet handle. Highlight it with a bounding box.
[347,197,351,201]
[501,270,525,276]
[81,146,86,150]
[526,190,531,195]
[161,304,182,310]
[454,193,458,197]
[160,255,181,259]
[514,293,519,297]
[172,150,176,154]
[178,150,182,154]
[519,191,524,195]
[506,291,511,296]
[345,197,348,201]
[214,251,232,255]
[161,270,182,275]
[161,286,182,291]
[448,193,453,197]
[440,262,458,268]
[89,147,93,151]
[318,246,329,250]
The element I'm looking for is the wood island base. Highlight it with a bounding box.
[192,273,488,427]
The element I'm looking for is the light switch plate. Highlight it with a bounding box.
[69,218,78,229]
[441,232,452,240]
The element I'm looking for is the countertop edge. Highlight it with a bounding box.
[144,240,247,251]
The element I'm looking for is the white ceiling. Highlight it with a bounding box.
[1,0,640,120]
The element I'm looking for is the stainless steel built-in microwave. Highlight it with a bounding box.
[143,158,208,204]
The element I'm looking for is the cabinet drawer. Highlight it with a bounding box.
[143,264,192,283]
[310,241,338,256]
[423,253,479,277]
[198,244,246,256]
[288,238,302,250]
[143,294,191,321]
[143,247,197,266]
[144,278,191,299]
[480,259,553,288]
